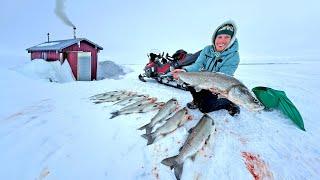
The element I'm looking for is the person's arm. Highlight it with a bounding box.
[218,52,240,76]
[183,47,207,72]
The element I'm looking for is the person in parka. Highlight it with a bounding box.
[172,20,240,116]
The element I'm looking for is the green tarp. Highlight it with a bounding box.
[252,86,305,131]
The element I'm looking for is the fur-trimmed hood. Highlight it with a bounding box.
[212,20,238,52]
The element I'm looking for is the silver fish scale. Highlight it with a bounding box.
[177,115,214,164]
[150,99,178,126]
[118,102,156,114]
[119,98,150,111]
[114,95,147,105]
[180,72,244,93]
[91,91,127,100]
[154,108,187,136]
[179,72,265,111]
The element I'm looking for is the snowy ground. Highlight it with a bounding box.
[0,58,319,180]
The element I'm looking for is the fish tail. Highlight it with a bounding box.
[145,126,153,134]
[109,111,120,119]
[161,155,178,167]
[161,156,183,180]
[140,134,149,140]
[147,133,156,145]
[174,164,183,180]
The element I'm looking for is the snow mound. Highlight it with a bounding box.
[14,59,75,83]
[97,60,132,80]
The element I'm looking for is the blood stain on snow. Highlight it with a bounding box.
[229,131,249,145]
[241,152,274,180]
[3,99,53,121]
[151,167,160,180]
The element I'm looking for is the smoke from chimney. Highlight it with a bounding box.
[54,0,76,28]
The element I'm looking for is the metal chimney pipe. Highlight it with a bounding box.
[73,27,76,39]
[47,33,50,42]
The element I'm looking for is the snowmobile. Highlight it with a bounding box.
[138,49,201,90]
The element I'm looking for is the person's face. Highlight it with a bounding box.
[214,34,231,52]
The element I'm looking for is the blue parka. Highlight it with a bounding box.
[184,20,240,76]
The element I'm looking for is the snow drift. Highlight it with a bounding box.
[97,60,132,80]
[13,59,75,83]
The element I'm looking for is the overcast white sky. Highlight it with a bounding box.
[0,0,319,63]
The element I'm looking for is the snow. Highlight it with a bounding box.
[36,42,61,47]
[13,59,75,83]
[0,57,319,180]
[97,60,132,80]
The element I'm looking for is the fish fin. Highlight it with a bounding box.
[145,127,153,134]
[162,156,183,180]
[110,111,119,115]
[191,154,197,161]
[141,134,149,140]
[159,118,167,123]
[174,164,183,180]
[137,123,149,130]
[109,111,119,119]
[205,135,211,145]
[147,133,156,145]
[194,86,202,92]
[161,155,179,168]
[109,114,117,119]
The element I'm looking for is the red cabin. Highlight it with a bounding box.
[26,38,103,81]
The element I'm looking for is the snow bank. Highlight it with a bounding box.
[13,59,75,83]
[97,60,132,80]
[1,58,319,180]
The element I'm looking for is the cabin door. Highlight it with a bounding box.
[77,52,92,81]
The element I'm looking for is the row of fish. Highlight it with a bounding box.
[89,71,264,179]
[90,90,165,119]
[137,98,216,180]
[90,91,216,180]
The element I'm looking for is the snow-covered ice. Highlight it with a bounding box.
[0,58,319,180]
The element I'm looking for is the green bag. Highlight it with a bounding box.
[252,86,305,131]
